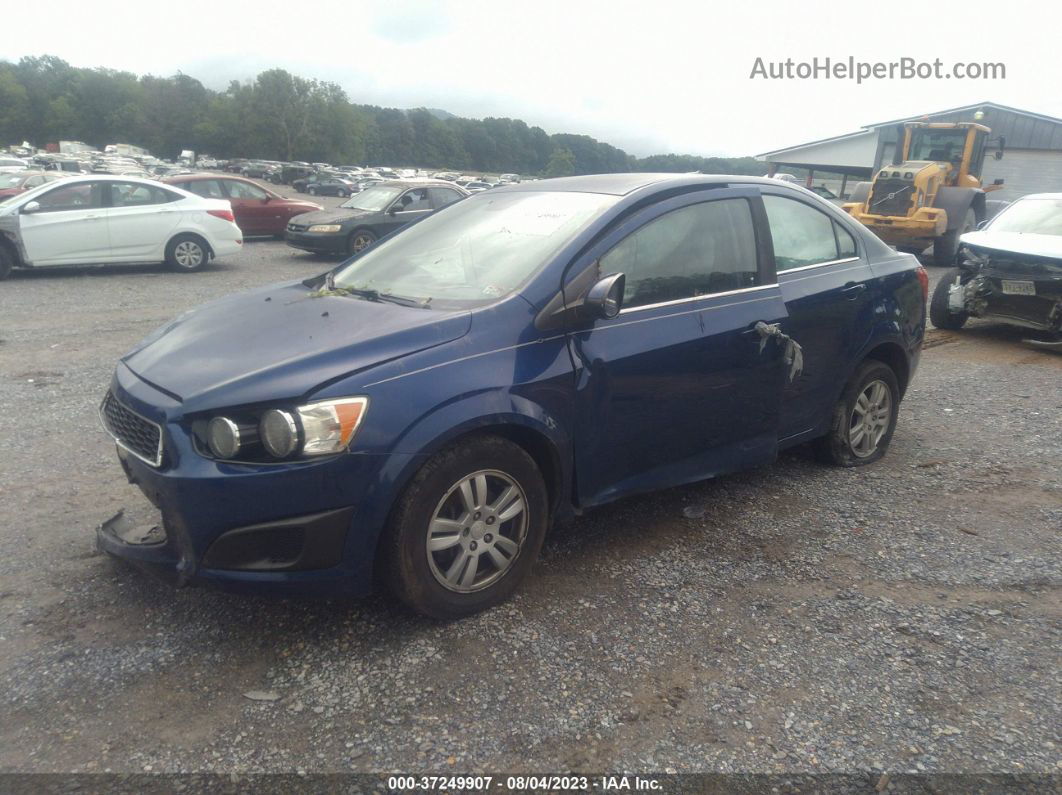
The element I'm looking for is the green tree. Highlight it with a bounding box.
[545,147,576,177]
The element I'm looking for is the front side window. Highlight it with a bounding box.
[600,198,759,309]
[33,182,103,212]
[332,190,617,307]
[183,179,225,199]
[395,188,431,212]
[764,195,855,272]
[225,180,268,200]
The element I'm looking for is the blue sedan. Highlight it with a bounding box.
[98,173,926,618]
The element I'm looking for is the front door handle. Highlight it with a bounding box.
[840,282,867,299]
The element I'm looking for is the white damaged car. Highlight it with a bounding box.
[0,175,243,279]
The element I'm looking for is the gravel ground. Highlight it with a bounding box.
[0,211,1059,779]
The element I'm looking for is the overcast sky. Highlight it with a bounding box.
[3,0,1059,158]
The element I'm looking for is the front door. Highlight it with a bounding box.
[19,181,110,265]
[222,179,273,235]
[381,188,434,236]
[568,188,790,507]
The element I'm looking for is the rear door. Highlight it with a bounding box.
[104,181,184,260]
[761,189,876,439]
[429,186,465,210]
[381,187,434,235]
[568,188,790,506]
[19,181,110,265]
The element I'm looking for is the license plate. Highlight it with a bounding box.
[1001,280,1035,296]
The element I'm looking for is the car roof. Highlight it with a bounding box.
[372,179,467,188]
[498,173,785,196]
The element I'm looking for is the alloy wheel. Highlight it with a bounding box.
[351,233,374,253]
[848,379,891,458]
[426,469,528,593]
[173,241,204,269]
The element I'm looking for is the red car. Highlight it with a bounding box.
[163,174,322,237]
[0,171,67,198]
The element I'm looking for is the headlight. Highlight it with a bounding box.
[296,397,368,456]
[308,224,342,233]
[207,416,242,458]
[260,409,299,458]
[200,397,368,462]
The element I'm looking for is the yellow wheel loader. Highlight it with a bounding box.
[843,121,1006,265]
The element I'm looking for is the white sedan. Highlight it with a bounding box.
[0,175,243,279]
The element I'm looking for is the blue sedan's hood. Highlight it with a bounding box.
[122,281,471,413]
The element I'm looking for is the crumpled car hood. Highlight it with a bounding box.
[961,231,1062,260]
[121,281,471,414]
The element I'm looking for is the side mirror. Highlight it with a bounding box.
[581,272,625,320]
[21,200,41,214]
[388,204,401,215]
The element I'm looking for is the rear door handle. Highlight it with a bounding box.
[840,282,867,299]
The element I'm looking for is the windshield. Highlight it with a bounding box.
[907,129,968,162]
[340,185,404,211]
[989,198,1062,236]
[331,190,618,306]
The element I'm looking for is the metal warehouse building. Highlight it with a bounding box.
[757,102,1062,202]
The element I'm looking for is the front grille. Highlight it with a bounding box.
[868,178,914,217]
[287,222,307,232]
[100,390,163,467]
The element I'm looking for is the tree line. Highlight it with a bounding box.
[0,56,764,177]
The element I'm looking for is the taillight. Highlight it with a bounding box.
[207,209,235,223]
[916,265,929,301]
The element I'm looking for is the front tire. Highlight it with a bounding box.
[815,360,900,467]
[932,209,975,266]
[930,268,969,330]
[165,235,209,272]
[383,435,549,619]
[347,229,377,255]
[0,245,13,280]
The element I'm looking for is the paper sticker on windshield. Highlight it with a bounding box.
[490,194,594,238]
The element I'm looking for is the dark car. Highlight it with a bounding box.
[931,193,1062,350]
[303,176,359,197]
[0,170,66,198]
[98,173,926,618]
[285,180,468,255]
[164,174,322,237]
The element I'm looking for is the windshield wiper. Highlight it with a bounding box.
[341,286,431,308]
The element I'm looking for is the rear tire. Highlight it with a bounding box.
[307,186,317,196]
[932,209,975,266]
[165,234,209,272]
[815,360,900,468]
[383,435,549,619]
[0,245,13,280]
[929,268,969,330]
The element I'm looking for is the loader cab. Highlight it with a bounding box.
[903,122,993,187]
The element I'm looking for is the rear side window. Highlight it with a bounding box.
[600,198,759,309]
[429,187,462,209]
[763,195,857,272]
[109,182,179,207]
